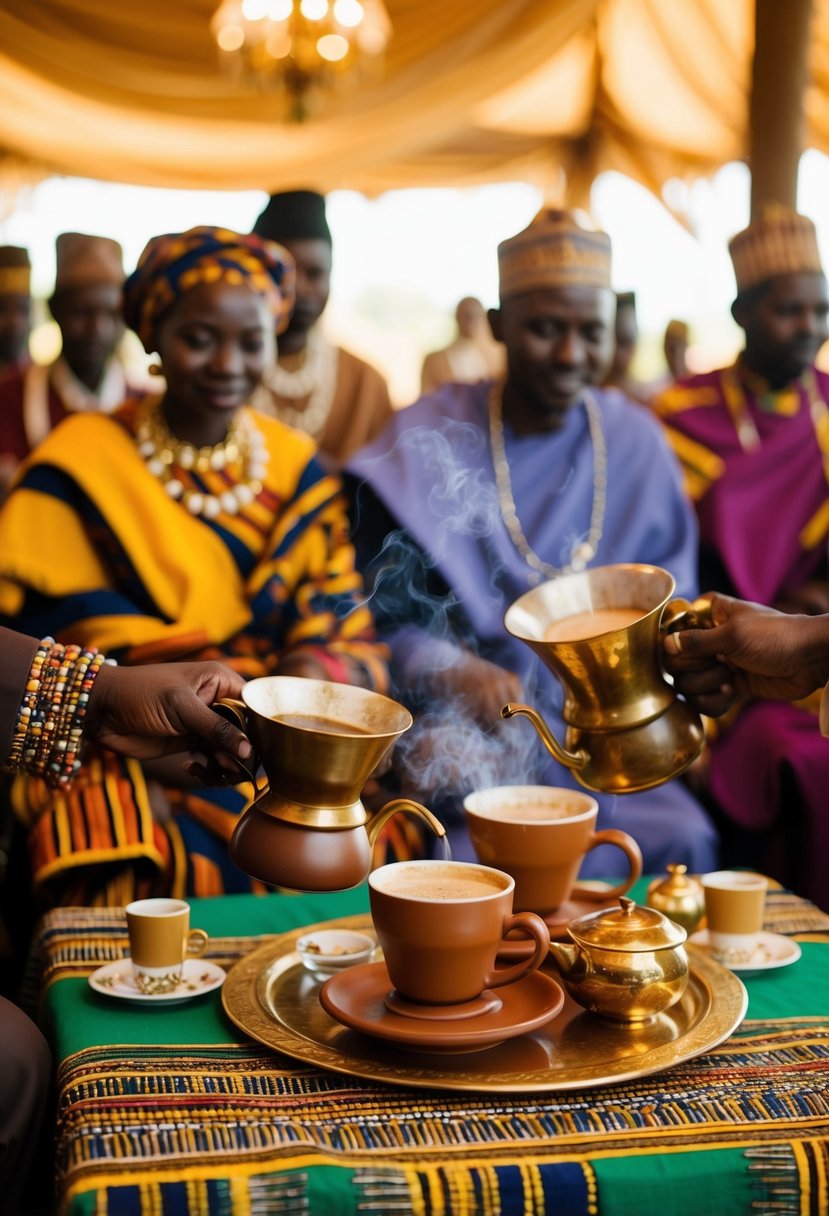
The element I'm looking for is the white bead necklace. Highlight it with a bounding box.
[260,328,339,439]
[488,383,607,584]
[135,396,270,519]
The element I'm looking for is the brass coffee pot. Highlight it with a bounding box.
[216,677,446,892]
[548,896,689,1022]
[502,563,712,794]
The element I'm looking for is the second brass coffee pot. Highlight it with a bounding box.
[502,563,712,794]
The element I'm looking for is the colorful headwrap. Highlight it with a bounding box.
[498,209,612,300]
[123,226,295,352]
[729,205,824,294]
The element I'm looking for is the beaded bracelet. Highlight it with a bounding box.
[6,637,53,772]
[5,638,108,787]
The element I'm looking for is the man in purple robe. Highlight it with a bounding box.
[346,210,719,878]
[655,206,829,910]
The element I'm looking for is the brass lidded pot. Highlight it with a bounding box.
[646,864,705,934]
[548,896,689,1022]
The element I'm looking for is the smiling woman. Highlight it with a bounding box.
[0,224,393,907]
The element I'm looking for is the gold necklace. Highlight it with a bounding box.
[135,396,270,519]
[488,383,607,584]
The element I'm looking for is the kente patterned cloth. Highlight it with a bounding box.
[32,882,829,1216]
[655,362,829,911]
[0,402,390,904]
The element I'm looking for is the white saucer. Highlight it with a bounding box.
[88,958,227,1004]
[689,929,802,974]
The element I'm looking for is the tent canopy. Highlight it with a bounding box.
[0,0,827,201]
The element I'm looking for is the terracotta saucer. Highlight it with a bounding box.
[319,961,564,1053]
[498,890,621,960]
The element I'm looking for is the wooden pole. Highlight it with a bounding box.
[749,0,813,216]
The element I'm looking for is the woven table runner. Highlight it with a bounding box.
[36,887,829,1216]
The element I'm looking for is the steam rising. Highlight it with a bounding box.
[352,421,554,820]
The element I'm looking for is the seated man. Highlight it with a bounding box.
[251,190,393,468]
[346,209,719,878]
[654,206,829,909]
[0,232,139,490]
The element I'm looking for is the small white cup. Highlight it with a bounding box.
[702,871,767,964]
[125,898,208,995]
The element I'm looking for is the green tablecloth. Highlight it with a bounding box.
[37,881,829,1216]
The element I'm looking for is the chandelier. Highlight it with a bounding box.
[211,0,392,119]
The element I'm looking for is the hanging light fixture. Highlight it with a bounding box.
[211,0,392,119]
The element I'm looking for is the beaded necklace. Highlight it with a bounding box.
[261,328,338,439]
[488,383,607,584]
[135,396,269,519]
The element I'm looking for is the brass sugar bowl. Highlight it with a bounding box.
[646,864,706,935]
[548,896,689,1023]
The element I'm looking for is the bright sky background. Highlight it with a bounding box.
[2,150,828,404]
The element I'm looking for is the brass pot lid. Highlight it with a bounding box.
[568,895,687,950]
[647,863,704,900]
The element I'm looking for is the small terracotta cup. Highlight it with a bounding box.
[368,860,549,1006]
[702,870,767,963]
[463,785,643,916]
[125,898,208,993]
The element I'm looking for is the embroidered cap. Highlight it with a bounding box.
[498,209,612,300]
[729,205,824,294]
[0,246,30,295]
[54,233,125,294]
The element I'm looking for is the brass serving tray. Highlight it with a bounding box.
[222,914,747,1093]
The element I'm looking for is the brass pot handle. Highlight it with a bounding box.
[366,797,447,854]
[661,595,714,636]
[211,697,267,799]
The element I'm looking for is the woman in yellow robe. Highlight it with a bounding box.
[0,226,392,905]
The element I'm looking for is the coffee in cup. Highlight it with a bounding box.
[702,871,767,964]
[368,860,550,1006]
[125,898,208,995]
[464,785,643,916]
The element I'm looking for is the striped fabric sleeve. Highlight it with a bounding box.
[248,457,389,691]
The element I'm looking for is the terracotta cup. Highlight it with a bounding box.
[125,898,208,993]
[702,870,767,963]
[368,860,550,1005]
[463,785,643,916]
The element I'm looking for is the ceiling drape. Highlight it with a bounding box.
[0,0,827,200]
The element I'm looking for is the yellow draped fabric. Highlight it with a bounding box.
[2,0,824,203]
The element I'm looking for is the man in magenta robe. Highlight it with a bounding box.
[655,206,829,910]
[347,210,719,878]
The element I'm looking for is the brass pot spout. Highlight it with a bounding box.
[501,703,588,773]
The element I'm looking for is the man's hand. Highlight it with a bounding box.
[430,652,523,727]
[664,592,829,712]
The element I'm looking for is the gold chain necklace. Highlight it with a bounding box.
[488,383,607,584]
